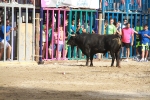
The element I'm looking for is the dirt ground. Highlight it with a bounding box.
[0,59,150,100]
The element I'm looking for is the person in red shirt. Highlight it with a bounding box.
[122,23,134,62]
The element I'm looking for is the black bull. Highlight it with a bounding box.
[67,33,122,68]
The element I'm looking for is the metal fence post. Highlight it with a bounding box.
[46,10,49,60]
[57,10,60,60]
[32,1,35,61]
[25,7,28,61]
[79,11,83,59]
[68,10,72,59]
[74,11,77,59]
[51,10,54,60]
[11,7,14,61]
[3,6,6,61]
[39,7,44,64]
[17,7,21,61]
[129,14,133,58]
[63,10,66,59]
[90,12,93,34]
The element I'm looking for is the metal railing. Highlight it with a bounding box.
[104,0,149,13]
[0,0,35,62]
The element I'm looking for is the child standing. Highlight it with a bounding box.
[54,25,64,59]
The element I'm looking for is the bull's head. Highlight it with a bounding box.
[69,34,76,36]
[67,34,78,46]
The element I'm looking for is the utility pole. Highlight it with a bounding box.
[97,0,103,60]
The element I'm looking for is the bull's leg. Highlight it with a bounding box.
[90,53,94,67]
[86,56,89,66]
[110,52,115,67]
[84,49,90,66]
[115,51,121,68]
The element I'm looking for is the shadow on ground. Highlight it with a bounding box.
[0,86,149,100]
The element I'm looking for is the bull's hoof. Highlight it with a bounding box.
[116,66,121,68]
[90,63,93,66]
[111,66,114,67]
[90,65,94,67]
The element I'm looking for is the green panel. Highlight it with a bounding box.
[67,9,97,60]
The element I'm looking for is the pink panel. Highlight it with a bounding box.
[42,8,69,61]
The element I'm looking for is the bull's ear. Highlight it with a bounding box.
[67,31,70,36]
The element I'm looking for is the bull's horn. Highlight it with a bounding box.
[70,34,75,36]
[67,31,70,34]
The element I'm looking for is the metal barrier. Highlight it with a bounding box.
[0,2,35,62]
[0,0,40,5]
[39,8,98,61]
[67,9,98,60]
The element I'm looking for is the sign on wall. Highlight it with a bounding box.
[41,0,99,9]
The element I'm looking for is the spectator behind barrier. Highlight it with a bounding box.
[134,24,150,62]
[70,19,77,58]
[48,21,52,59]
[0,0,7,3]
[83,21,95,34]
[70,19,75,34]
[120,19,127,58]
[105,18,116,58]
[115,21,122,36]
[121,23,134,62]
[106,18,116,35]
[130,0,141,11]
[64,19,68,58]
[42,24,46,59]
[134,25,143,60]
[114,0,120,11]
[0,19,17,61]
[54,25,64,59]
[104,20,108,35]
[122,19,127,29]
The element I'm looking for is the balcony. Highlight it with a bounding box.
[0,0,40,7]
[103,0,149,13]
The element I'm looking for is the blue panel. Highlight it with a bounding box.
[103,0,150,59]
[104,0,148,12]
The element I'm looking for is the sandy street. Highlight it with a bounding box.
[0,59,150,100]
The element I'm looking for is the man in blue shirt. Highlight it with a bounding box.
[70,19,75,34]
[0,19,17,61]
[135,24,150,62]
